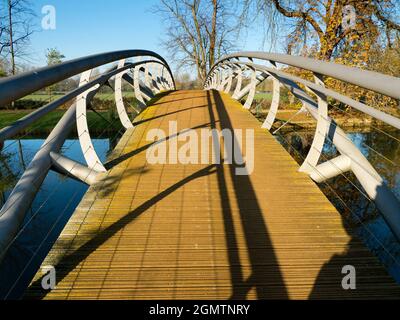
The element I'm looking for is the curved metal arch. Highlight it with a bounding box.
[115,59,173,112]
[164,67,175,90]
[155,64,166,91]
[205,52,400,241]
[298,73,329,174]
[262,61,280,129]
[232,66,244,99]
[0,49,175,107]
[208,51,400,100]
[233,68,269,102]
[0,49,176,263]
[228,60,400,130]
[144,63,153,91]
[76,69,107,172]
[215,63,235,93]
[99,58,174,133]
[161,64,170,91]
[217,67,229,91]
[133,60,147,109]
[243,67,257,109]
[139,64,155,101]
[150,62,162,94]
[265,71,400,241]
[115,59,135,129]
[224,72,233,93]
[224,63,244,94]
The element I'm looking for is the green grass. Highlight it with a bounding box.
[254,92,273,102]
[0,110,121,133]
[22,92,136,102]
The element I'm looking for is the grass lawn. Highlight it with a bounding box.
[24,91,271,103]
[0,110,121,133]
[254,92,273,102]
[1,91,170,134]
[22,92,136,102]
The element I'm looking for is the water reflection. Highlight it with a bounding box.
[0,131,121,299]
[276,128,400,284]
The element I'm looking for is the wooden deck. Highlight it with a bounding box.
[26,90,400,299]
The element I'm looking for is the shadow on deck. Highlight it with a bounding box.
[25,90,400,300]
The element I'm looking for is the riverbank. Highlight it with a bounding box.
[0,110,125,136]
[0,93,139,111]
[251,108,394,131]
[0,91,176,138]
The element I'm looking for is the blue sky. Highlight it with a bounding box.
[26,0,272,71]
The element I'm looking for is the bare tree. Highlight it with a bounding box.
[0,0,36,75]
[155,0,242,83]
[0,57,7,76]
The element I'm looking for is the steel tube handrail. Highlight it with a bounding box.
[0,59,166,142]
[0,105,76,260]
[220,60,400,130]
[0,49,175,262]
[205,51,400,241]
[209,51,400,100]
[0,49,175,107]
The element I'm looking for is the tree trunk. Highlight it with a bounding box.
[8,0,16,110]
[7,0,16,76]
[318,41,334,60]
[208,0,218,69]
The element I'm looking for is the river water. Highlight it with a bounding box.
[275,127,400,284]
[0,127,399,298]
[0,130,123,299]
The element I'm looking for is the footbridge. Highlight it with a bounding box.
[0,50,400,299]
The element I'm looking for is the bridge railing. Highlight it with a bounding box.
[0,49,175,260]
[204,51,400,241]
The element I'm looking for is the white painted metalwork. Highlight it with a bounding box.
[134,64,147,109]
[232,67,243,99]
[0,49,175,260]
[50,151,99,185]
[76,69,107,173]
[205,51,400,241]
[262,62,280,129]
[243,67,257,109]
[298,73,329,174]
[0,106,77,260]
[115,59,134,129]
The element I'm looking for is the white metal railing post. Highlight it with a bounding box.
[262,61,280,129]
[76,69,107,172]
[243,67,257,109]
[134,63,147,109]
[0,49,176,262]
[299,73,329,174]
[115,59,134,129]
[205,51,400,241]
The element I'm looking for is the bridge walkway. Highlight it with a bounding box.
[26,90,400,299]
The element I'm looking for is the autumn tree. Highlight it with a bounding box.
[244,0,400,62]
[155,0,242,83]
[241,0,400,113]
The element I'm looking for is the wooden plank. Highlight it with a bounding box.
[26,90,400,299]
